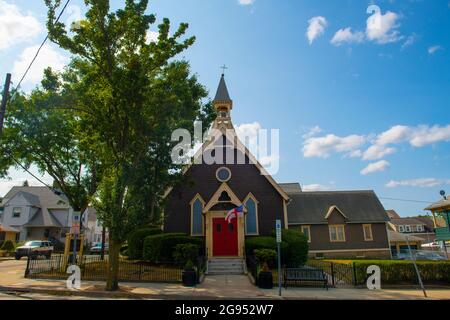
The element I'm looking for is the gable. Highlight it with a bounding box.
[165,131,289,201]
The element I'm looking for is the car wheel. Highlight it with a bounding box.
[15,255,21,260]
[46,253,52,260]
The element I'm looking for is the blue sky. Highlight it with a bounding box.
[1,0,449,216]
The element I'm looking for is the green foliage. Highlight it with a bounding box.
[173,243,199,269]
[254,249,277,267]
[127,227,163,259]
[246,230,309,267]
[1,240,16,253]
[143,233,202,263]
[279,229,309,267]
[350,261,450,284]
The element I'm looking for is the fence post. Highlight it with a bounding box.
[331,262,335,287]
[139,262,143,281]
[352,262,357,286]
[25,256,31,278]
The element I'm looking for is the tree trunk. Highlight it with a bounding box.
[106,238,121,291]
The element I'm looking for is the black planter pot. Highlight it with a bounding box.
[182,270,198,287]
[258,271,273,289]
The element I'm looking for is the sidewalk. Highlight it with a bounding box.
[1,272,450,300]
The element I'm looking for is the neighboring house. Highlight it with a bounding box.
[387,230,424,258]
[163,74,392,261]
[0,224,20,242]
[286,191,391,259]
[0,187,73,242]
[83,207,107,246]
[425,197,450,248]
[388,215,436,243]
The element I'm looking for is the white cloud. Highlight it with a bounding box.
[12,44,69,87]
[386,178,450,188]
[331,28,365,46]
[366,10,402,44]
[376,125,450,148]
[360,160,390,175]
[306,16,328,45]
[238,0,254,5]
[302,126,322,139]
[428,45,443,55]
[401,33,417,49]
[362,145,396,161]
[303,134,366,158]
[0,0,43,50]
[302,184,332,192]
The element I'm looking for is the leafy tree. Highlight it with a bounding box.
[44,0,213,290]
[0,68,101,220]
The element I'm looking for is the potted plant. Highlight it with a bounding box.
[254,249,277,289]
[173,243,199,287]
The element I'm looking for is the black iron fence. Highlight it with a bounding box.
[25,254,205,284]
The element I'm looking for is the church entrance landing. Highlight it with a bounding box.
[212,218,238,256]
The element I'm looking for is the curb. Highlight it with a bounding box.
[0,285,277,300]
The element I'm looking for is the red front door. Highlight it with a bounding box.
[213,218,238,256]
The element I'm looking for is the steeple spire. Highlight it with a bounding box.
[213,73,233,121]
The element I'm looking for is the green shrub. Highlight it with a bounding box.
[254,249,277,269]
[173,243,200,268]
[245,237,288,256]
[351,260,450,285]
[127,227,162,259]
[143,233,202,263]
[279,229,309,267]
[1,240,15,253]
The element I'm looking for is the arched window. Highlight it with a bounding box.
[244,194,259,235]
[191,195,205,236]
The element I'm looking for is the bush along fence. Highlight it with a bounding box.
[247,257,450,289]
[25,254,206,284]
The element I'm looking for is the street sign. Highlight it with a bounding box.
[275,219,282,296]
[276,219,282,243]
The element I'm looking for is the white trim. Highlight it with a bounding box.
[300,225,311,243]
[329,224,346,242]
[324,205,348,220]
[363,224,374,241]
[203,183,244,213]
[309,248,390,253]
[243,193,259,236]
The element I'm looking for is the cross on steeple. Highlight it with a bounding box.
[220,65,228,75]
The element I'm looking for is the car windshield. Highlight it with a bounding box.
[25,241,41,247]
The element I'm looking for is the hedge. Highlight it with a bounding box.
[127,227,163,259]
[352,260,450,285]
[143,233,203,263]
[247,229,309,267]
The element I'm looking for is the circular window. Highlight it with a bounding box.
[216,167,231,182]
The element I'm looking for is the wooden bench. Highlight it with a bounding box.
[284,267,328,290]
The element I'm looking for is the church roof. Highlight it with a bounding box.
[279,183,302,194]
[213,74,232,102]
[287,190,389,225]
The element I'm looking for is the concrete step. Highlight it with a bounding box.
[207,259,245,275]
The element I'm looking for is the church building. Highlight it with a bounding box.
[163,74,391,264]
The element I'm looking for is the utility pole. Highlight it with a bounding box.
[0,73,12,137]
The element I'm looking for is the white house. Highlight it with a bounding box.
[0,186,73,242]
[82,207,107,246]
[0,186,107,245]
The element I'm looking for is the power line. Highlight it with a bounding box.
[379,197,434,204]
[9,0,72,102]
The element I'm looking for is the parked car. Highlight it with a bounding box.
[15,241,54,260]
[415,251,447,261]
[90,243,109,254]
